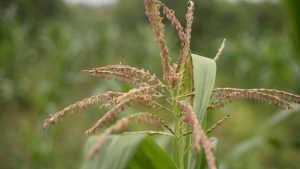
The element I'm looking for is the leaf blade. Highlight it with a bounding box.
[191,54,217,124]
[81,135,177,169]
[128,137,177,169]
[81,135,145,169]
[189,54,217,169]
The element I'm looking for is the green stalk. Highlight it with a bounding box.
[171,89,191,169]
[171,89,184,169]
[176,117,185,169]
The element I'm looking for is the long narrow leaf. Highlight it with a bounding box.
[191,54,216,124]
[189,54,217,169]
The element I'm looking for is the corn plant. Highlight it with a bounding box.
[43,1,300,169]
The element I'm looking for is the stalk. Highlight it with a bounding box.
[172,90,189,169]
[175,116,185,169]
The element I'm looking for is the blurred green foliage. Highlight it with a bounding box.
[285,0,300,65]
[0,0,299,169]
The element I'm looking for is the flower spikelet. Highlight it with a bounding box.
[133,113,164,129]
[144,0,171,81]
[156,0,185,42]
[177,101,216,169]
[206,114,231,134]
[214,39,226,61]
[43,92,122,129]
[184,0,194,55]
[213,88,300,104]
[85,95,142,135]
[209,90,293,110]
[84,70,144,87]
[100,85,159,109]
[85,64,162,86]
[176,0,194,70]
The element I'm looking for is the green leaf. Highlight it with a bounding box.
[189,54,217,169]
[81,135,177,169]
[128,137,177,169]
[81,134,145,169]
[191,54,216,124]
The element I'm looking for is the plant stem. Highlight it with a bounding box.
[171,88,190,169]
[175,121,185,169]
[171,89,184,169]
[174,104,186,169]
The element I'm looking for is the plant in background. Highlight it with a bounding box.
[44,0,300,169]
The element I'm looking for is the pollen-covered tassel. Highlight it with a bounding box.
[184,0,194,53]
[85,85,162,135]
[132,113,166,130]
[85,64,162,86]
[85,95,141,135]
[176,0,194,71]
[209,91,293,110]
[144,0,171,81]
[84,69,147,87]
[43,92,122,129]
[101,85,159,108]
[177,101,217,169]
[155,0,185,42]
[213,88,300,104]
